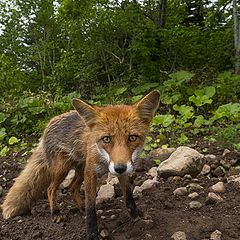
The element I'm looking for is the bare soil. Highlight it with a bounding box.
[1,141,240,240]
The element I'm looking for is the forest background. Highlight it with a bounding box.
[0,0,239,158]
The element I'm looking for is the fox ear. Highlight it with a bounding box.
[135,90,160,123]
[72,98,98,127]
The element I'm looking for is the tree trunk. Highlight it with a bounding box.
[233,0,240,75]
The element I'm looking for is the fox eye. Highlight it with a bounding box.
[102,136,111,143]
[128,135,138,142]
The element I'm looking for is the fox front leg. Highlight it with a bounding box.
[118,176,140,219]
[84,167,99,240]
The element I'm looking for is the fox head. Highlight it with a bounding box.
[72,90,160,176]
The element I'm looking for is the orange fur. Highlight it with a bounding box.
[1,90,160,240]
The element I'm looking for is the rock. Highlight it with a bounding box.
[100,229,109,238]
[210,230,222,240]
[96,184,115,204]
[209,182,225,193]
[157,146,204,178]
[173,187,188,196]
[189,201,202,209]
[147,167,158,178]
[0,185,3,197]
[133,178,158,195]
[212,166,225,177]
[200,164,211,175]
[60,169,75,189]
[220,159,231,170]
[106,175,119,186]
[150,147,176,161]
[171,231,187,240]
[222,149,231,157]
[205,154,217,160]
[188,192,199,200]
[205,192,223,205]
[187,183,203,192]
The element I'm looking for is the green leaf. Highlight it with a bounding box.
[0,112,6,123]
[0,128,7,141]
[132,82,159,95]
[0,146,9,157]
[8,136,20,145]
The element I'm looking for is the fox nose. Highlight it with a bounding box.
[114,164,127,174]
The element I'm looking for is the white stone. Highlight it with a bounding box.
[173,187,188,196]
[189,201,202,209]
[188,192,199,200]
[96,184,115,204]
[157,146,204,178]
[210,230,222,240]
[147,167,158,178]
[171,231,187,240]
[200,164,211,175]
[209,182,225,193]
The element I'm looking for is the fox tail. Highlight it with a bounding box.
[1,142,51,219]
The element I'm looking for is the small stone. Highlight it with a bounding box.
[228,166,240,176]
[205,192,223,205]
[187,183,203,192]
[189,201,202,209]
[171,231,187,240]
[173,176,182,181]
[110,215,116,220]
[213,166,225,177]
[133,186,142,195]
[147,167,158,178]
[100,229,109,238]
[100,216,106,220]
[220,160,231,169]
[97,210,104,215]
[205,154,217,159]
[183,174,192,180]
[209,182,225,193]
[96,184,115,204]
[173,187,188,196]
[200,164,211,175]
[188,192,199,200]
[210,230,222,240]
[145,233,152,239]
[222,149,231,157]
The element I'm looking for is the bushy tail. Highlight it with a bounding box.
[1,143,51,219]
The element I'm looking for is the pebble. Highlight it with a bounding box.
[209,182,225,193]
[147,167,158,178]
[213,166,225,177]
[210,230,222,240]
[100,229,109,238]
[110,214,116,220]
[187,183,203,192]
[188,192,199,200]
[171,231,187,240]
[205,192,223,205]
[189,201,202,209]
[200,164,211,175]
[173,187,188,196]
[222,149,231,157]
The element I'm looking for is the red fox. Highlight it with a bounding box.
[1,90,160,239]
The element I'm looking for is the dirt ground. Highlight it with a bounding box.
[1,141,240,240]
